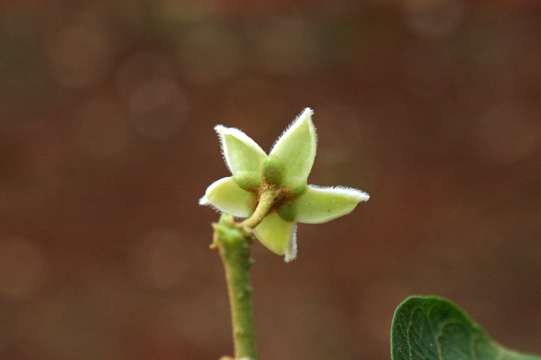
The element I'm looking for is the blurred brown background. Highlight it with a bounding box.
[1,0,541,359]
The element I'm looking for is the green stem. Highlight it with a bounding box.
[213,190,278,360]
[212,189,279,360]
[214,215,258,360]
[241,189,279,228]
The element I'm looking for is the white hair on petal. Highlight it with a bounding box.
[284,224,298,263]
[198,195,223,214]
[214,124,266,173]
[214,125,234,173]
[308,185,370,202]
[270,107,316,154]
[214,125,233,173]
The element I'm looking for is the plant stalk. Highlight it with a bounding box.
[215,221,257,359]
[241,189,279,229]
[213,190,278,360]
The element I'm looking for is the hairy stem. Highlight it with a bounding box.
[213,190,279,359]
[214,215,258,360]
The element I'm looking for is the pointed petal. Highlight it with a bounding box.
[254,211,297,261]
[215,125,266,184]
[294,185,369,224]
[199,177,257,218]
[269,108,316,188]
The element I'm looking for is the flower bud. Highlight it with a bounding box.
[287,181,307,197]
[262,157,285,186]
[233,171,261,192]
[277,202,297,222]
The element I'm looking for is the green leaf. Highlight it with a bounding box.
[254,211,297,262]
[269,108,317,189]
[293,185,369,224]
[199,177,257,218]
[391,296,541,360]
[215,125,267,187]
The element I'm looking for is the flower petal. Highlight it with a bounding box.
[199,177,257,218]
[294,185,369,224]
[215,125,266,183]
[254,211,297,262]
[269,108,316,189]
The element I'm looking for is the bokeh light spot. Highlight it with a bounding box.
[403,0,464,38]
[75,98,133,160]
[0,237,46,301]
[48,16,114,89]
[115,53,188,140]
[178,24,244,84]
[475,105,539,165]
[131,229,188,290]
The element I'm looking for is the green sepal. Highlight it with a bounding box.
[215,125,266,183]
[294,185,369,224]
[269,108,316,189]
[199,177,257,218]
[254,211,297,262]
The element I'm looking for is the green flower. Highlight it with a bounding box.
[200,108,369,262]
